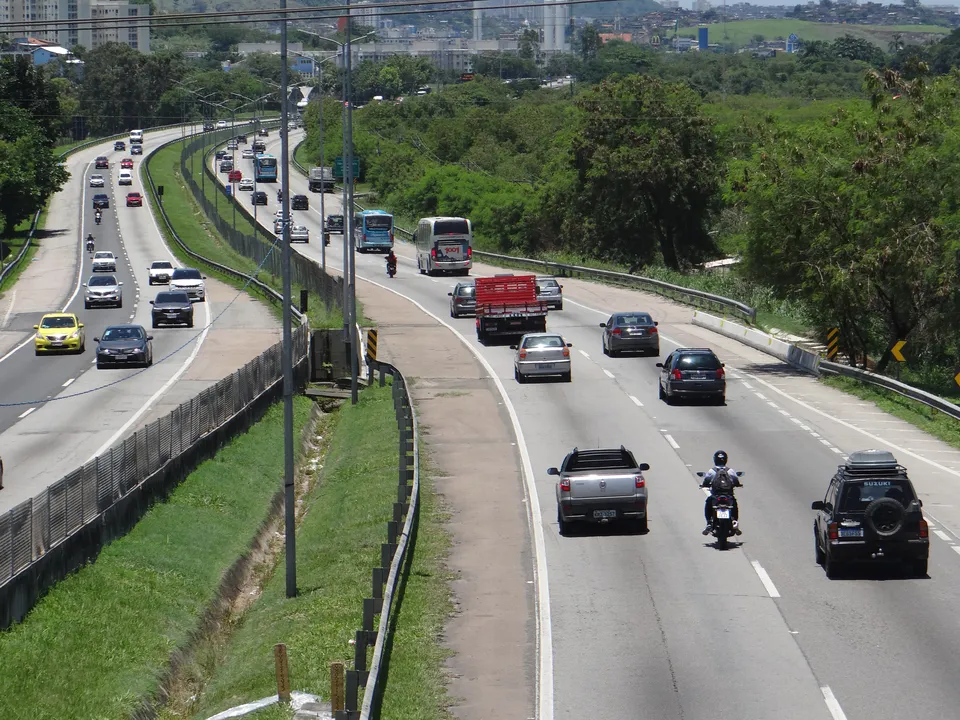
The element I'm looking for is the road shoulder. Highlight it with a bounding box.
[357,282,535,720]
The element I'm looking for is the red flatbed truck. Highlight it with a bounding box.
[474,274,549,343]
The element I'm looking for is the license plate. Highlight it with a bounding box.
[593,510,617,519]
[839,528,863,538]
[715,509,731,519]
[166,313,178,318]
[536,363,554,370]
[50,342,63,347]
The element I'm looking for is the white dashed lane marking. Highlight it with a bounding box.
[62,378,75,388]
[602,369,614,379]
[578,349,590,359]
[629,395,643,407]
[18,407,36,419]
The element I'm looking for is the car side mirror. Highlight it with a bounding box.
[119,282,123,286]
[721,363,725,368]
[811,501,825,511]
[82,283,87,287]
[509,344,518,350]
[448,292,453,296]
[547,467,559,476]
[149,300,154,305]
[566,343,573,347]
[654,321,659,326]
[599,322,606,327]
[202,276,207,279]
[655,362,664,368]
[639,463,650,471]
[78,323,84,328]
[147,336,154,341]
[93,337,100,342]
[559,285,564,289]
[696,471,705,477]
[33,324,39,330]
[918,499,923,507]
[738,471,745,476]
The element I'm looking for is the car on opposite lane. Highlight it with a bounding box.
[219,158,234,173]
[120,158,134,169]
[238,178,255,191]
[114,140,126,151]
[83,274,123,309]
[126,192,143,207]
[812,449,929,578]
[511,332,573,383]
[170,267,206,302]
[34,313,86,355]
[150,290,194,328]
[241,149,254,160]
[89,174,105,187]
[117,170,133,186]
[95,156,109,169]
[131,144,143,156]
[92,193,110,209]
[448,280,476,317]
[535,276,564,310]
[92,251,117,272]
[216,120,228,129]
[601,312,660,356]
[228,169,242,183]
[656,347,726,405]
[148,260,174,285]
[95,324,153,369]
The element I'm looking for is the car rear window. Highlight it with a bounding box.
[173,268,202,280]
[523,336,564,349]
[537,278,560,289]
[156,292,188,303]
[676,353,721,370]
[456,285,475,297]
[616,314,653,326]
[88,276,116,286]
[435,219,469,235]
[839,480,916,512]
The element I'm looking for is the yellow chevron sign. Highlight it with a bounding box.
[366,329,378,362]
[891,340,907,363]
[826,328,840,360]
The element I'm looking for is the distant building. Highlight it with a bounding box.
[0,0,149,52]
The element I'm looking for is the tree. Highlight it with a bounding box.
[830,34,884,64]
[378,65,402,98]
[518,28,540,61]
[0,56,64,143]
[576,24,603,62]
[733,70,960,370]
[549,75,721,269]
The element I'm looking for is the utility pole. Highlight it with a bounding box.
[318,60,326,273]
[345,0,359,405]
[280,0,297,599]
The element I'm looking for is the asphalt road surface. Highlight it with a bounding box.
[0,125,279,513]
[214,132,960,720]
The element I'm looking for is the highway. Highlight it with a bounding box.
[0,125,280,513]
[215,131,960,719]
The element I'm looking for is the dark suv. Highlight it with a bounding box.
[812,450,928,578]
[251,190,268,206]
[292,194,309,210]
[656,348,725,404]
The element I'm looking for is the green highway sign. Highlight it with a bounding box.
[333,156,360,179]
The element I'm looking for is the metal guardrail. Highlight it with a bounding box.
[818,360,960,422]
[332,361,418,720]
[290,140,756,323]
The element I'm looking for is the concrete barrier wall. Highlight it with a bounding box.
[692,311,821,375]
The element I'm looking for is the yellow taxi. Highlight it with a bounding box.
[34,313,86,355]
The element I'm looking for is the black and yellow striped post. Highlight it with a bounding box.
[826,328,840,361]
[366,328,378,363]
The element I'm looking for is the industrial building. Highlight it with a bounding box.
[0,0,150,52]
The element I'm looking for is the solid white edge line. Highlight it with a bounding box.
[820,686,849,720]
[750,560,781,598]
[664,434,680,450]
[348,270,554,720]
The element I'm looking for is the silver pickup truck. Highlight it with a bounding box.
[549,445,650,535]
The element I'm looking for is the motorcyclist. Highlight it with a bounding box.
[701,450,742,536]
[385,250,397,274]
[86,234,95,252]
[94,210,102,225]
[277,189,283,202]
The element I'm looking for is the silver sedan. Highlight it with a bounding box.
[511,332,573,383]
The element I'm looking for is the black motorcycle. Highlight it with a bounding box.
[86,239,95,253]
[94,213,102,225]
[698,470,744,550]
[386,257,397,278]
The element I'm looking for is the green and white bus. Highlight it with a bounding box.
[415,216,473,276]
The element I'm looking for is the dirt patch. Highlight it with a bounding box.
[358,284,535,720]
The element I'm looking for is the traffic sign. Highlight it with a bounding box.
[333,156,360,179]
[826,328,839,361]
[891,340,907,363]
[955,370,960,388]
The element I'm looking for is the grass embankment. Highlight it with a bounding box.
[0,209,46,293]
[0,398,312,720]
[674,19,949,47]
[822,376,960,450]
[145,141,343,329]
[177,383,450,720]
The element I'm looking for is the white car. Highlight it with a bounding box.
[118,170,133,186]
[92,251,117,272]
[84,274,123,309]
[289,225,309,243]
[148,260,174,285]
[241,148,254,159]
[170,267,206,302]
[238,178,255,191]
[227,140,237,150]
[89,174,105,187]
[216,120,228,129]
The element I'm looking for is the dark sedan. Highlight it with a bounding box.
[92,193,110,209]
[601,312,660,356]
[657,347,726,405]
[251,190,268,206]
[150,290,194,328]
[292,194,309,210]
[95,156,109,169]
[95,324,154,369]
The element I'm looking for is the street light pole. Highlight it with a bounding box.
[280,0,297,598]
[344,5,359,405]
[317,59,327,273]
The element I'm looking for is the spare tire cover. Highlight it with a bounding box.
[864,497,905,537]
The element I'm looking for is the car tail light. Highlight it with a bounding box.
[828,522,839,541]
[467,247,472,259]
[562,347,570,357]
[671,369,682,380]
[612,328,622,336]
[519,349,527,359]
[635,475,645,488]
[649,326,658,334]
[716,367,725,379]
[362,233,367,243]
[560,478,571,492]
[919,519,929,538]
[431,248,437,259]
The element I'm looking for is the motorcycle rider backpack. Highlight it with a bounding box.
[714,469,734,494]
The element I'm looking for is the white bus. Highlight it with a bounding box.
[415,216,473,276]
[129,129,143,144]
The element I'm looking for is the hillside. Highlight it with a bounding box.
[675,19,948,48]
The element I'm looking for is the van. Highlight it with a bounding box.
[129,129,143,144]
[118,170,133,186]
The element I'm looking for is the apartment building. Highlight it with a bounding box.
[0,0,149,52]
